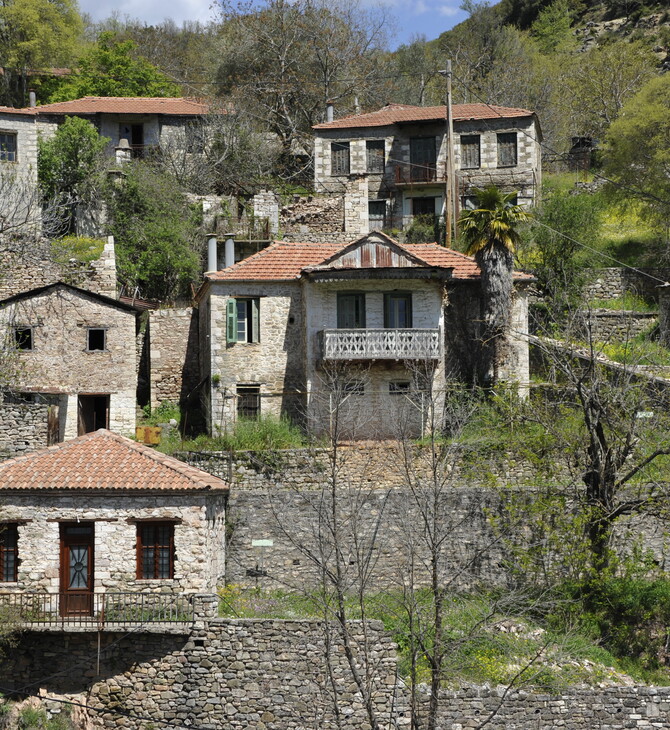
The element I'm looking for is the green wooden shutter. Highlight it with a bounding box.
[226,299,237,343]
[251,299,260,342]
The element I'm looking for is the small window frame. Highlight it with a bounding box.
[384,292,413,329]
[337,292,366,329]
[14,326,33,351]
[136,522,175,580]
[460,134,481,169]
[0,131,17,163]
[331,141,351,176]
[366,140,385,174]
[227,298,260,344]
[343,380,365,396]
[0,524,19,583]
[237,384,261,420]
[86,328,107,352]
[389,381,411,396]
[497,132,518,168]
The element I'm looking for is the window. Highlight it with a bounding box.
[331,142,350,176]
[137,522,174,579]
[226,298,259,343]
[460,135,480,169]
[384,292,412,328]
[0,132,17,162]
[366,140,385,173]
[337,292,366,329]
[343,380,364,396]
[368,200,386,229]
[237,385,260,419]
[87,328,106,351]
[409,137,436,182]
[14,326,33,350]
[412,197,436,217]
[389,381,410,395]
[0,524,18,582]
[497,133,517,167]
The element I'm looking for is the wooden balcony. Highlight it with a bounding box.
[0,591,201,632]
[320,329,441,361]
[394,164,444,186]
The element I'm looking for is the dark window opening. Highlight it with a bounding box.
[497,132,517,167]
[460,134,481,169]
[331,142,350,176]
[389,381,411,395]
[366,140,385,173]
[384,292,413,328]
[368,200,386,229]
[0,524,18,582]
[14,327,33,350]
[226,298,259,343]
[77,395,109,435]
[137,522,174,579]
[343,381,364,396]
[461,195,478,211]
[0,133,17,162]
[120,123,145,159]
[412,197,436,217]
[237,385,261,420]
[409,137,436,182]
[337,292,366,329]
[87,328,106,351]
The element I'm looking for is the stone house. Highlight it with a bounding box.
[196,231,531,438]
[312,103,542,231]
[0,282,139,441]
[0,429,227,621]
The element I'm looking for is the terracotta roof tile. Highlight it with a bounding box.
[0,105,36,116]
[205,236,531,282]
[31,97,209,116]
[0,430,228,492]
[314,103,534,130]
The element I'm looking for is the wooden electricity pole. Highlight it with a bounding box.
[444,59,457,248]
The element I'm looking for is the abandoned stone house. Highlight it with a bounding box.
[312,103,542,231]
[0,282,140,441]
[196,231,531,438]
[0,429,227,619]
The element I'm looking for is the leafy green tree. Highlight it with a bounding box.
[530,0,576,54]
[0,0,82,106]
[105,161,202,301]
[459,186,530,386]
[604,73,670,232]
[37,116,109,234]
[48,31,181,101]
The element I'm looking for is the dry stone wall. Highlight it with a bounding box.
[586,267,670,303]
[582,310,657,341]
[0,401,48,457]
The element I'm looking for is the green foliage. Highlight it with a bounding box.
[604,73,670,231]
[18,706,48,730]
[589,292,656,312]
[178,416,308,453]
[104,161,201,301]
[0,0,82,106]
[460,186,530,256]
[37,117,109,234]
[141,401,181,426]
[48,32,181,101]
[530,0,577,54]
[404,214,442,244]
[50,235,105,265]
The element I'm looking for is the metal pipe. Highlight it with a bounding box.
[207,235,218,273]
[224,237,235,269]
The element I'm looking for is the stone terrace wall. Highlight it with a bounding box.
[148,307,199,410]
[0,401,48,458]
[0,235,116,299]
[436,684,670,729]
[586,267,670,303]
[582,310,657,340]
[280,194,344,234]
[3,620,402,730]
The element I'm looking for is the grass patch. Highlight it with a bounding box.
[50,235,105,265]
[588,293,657,312]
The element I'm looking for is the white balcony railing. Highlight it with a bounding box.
[321,329,441,360]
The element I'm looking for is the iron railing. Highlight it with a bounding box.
[0,592,196,628]
[320,328,442,361]
[394,164,443,184]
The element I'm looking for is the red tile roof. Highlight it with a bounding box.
[314,103,534,130]
[0,105,36,116]
[205,235,531,282]
[31,97,209,116]
[0,430,228,492]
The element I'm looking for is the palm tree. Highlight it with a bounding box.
[459,186,529,387]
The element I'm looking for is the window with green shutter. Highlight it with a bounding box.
[227,298,260,343]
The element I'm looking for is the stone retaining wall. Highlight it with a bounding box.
[437,684,670,729]
[0,401,49,457]
[583,309,657,340]
[3,620,402,730]
[586,267,670,303]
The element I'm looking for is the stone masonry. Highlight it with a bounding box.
[0,400,49,457]
[148,306,200,411]
[0,491,226,594]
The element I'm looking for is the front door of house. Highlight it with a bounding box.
[59,523,94,617]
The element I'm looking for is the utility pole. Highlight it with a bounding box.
[444,59,457,248]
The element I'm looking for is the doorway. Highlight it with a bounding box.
[59,523,94,617]
[77,395,109,435]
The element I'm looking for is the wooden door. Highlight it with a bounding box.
[77,395,110,435]
[59,523,94,617]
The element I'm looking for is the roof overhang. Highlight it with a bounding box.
[304,267,453,282]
